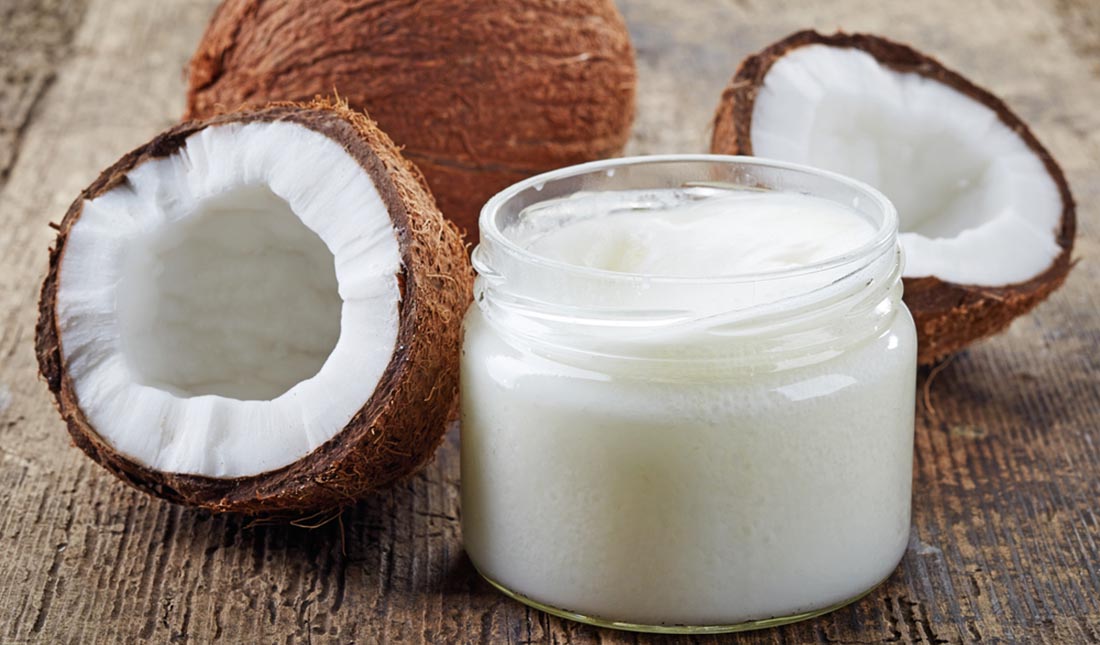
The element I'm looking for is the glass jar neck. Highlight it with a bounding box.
[472,155,902,374]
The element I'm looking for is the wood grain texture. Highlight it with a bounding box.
[1,0,1098,643]
[0,0,88,187]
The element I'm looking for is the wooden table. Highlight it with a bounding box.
[2,0,1098,642]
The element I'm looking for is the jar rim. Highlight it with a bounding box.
[477,154,899,286]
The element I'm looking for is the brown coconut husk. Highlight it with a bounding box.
[185,0,637,244]
[35,99,473,515]
[711,30,1075,365]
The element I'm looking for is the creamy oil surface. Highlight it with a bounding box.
[525,190,877,277]
[461,186,916,628]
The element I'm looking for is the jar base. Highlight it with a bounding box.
[475,568,891,635]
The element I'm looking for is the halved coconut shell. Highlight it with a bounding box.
[35,99,473,515]
[712,30,1075,365]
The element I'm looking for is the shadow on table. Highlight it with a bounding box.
[916,347,1086,434]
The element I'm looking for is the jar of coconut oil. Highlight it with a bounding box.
[461,155,917,633]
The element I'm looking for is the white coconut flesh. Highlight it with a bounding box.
[56,121,402,478]
[750,44,1063,286]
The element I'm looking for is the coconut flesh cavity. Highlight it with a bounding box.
[61,121,399,478]
[749,44,1062,287]
[712,31,1075,364]
[38,103,472,513]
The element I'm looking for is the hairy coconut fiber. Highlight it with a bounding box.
[186,0,638,243]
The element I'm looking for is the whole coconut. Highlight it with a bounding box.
[186,0,637,243]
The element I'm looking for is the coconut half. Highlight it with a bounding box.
[35,100,472,514]
[712,31,1075,364]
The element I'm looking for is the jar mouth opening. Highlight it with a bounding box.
[476,154,899,286]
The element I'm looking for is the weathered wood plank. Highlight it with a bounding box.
[0,0,88,188]
[1,0,1098,643]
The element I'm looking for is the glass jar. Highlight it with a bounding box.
[460,155,917,634]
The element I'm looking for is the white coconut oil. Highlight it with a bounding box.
[461,156,917,632]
